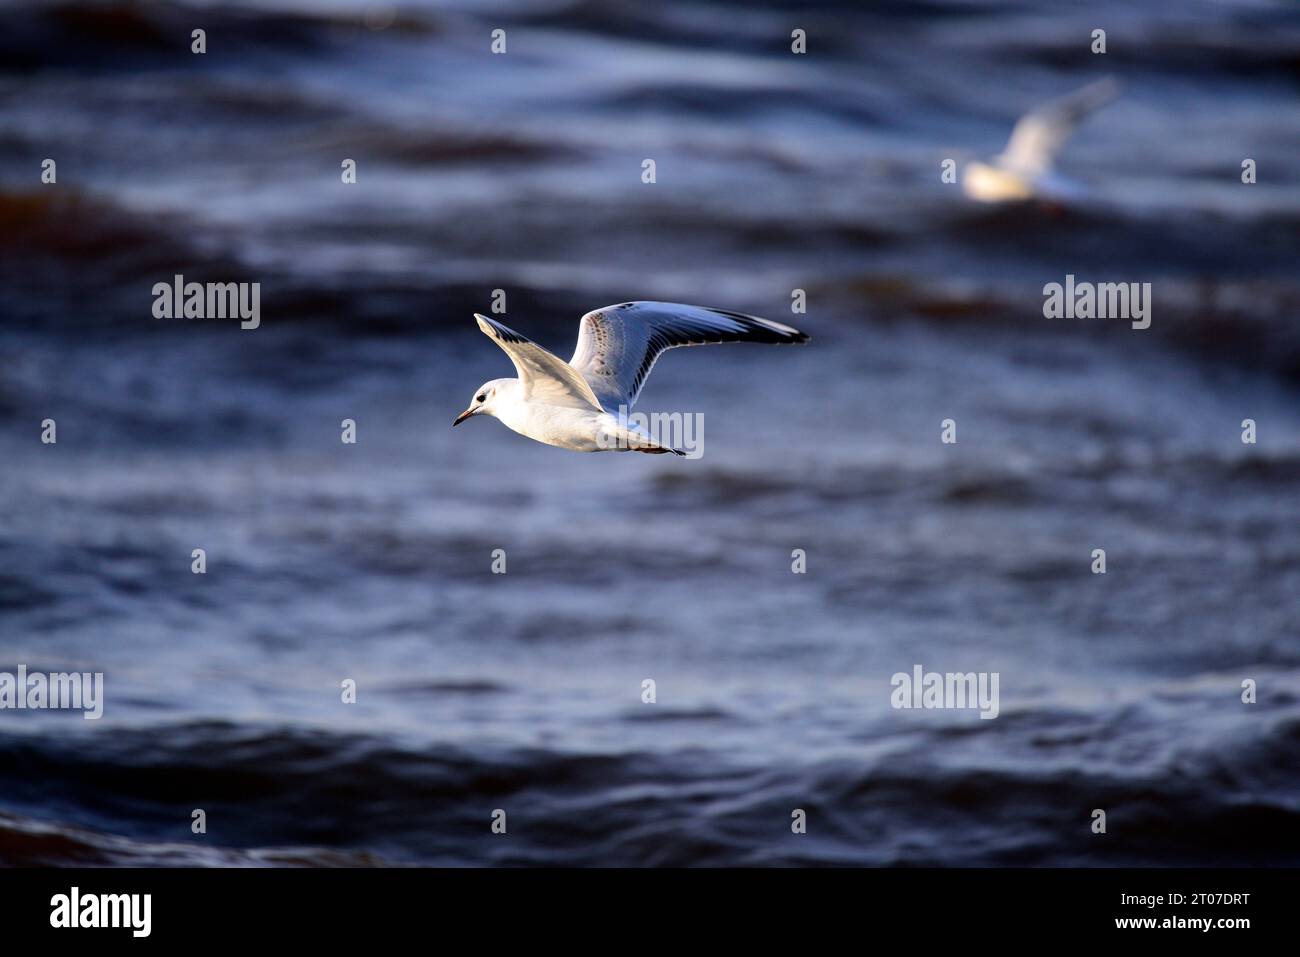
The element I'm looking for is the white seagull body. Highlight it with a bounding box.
[453,301,809,454]
[962,77,1119,204]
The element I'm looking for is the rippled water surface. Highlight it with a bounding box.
[0,0,1298,865]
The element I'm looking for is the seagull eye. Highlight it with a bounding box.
[476,393,486,403]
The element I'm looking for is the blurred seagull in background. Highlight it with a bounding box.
[453,302,809,454]
[962,76,1120,205]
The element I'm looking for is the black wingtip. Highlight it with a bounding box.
[710,307,810,344]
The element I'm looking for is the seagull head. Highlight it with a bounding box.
[453,379,510,426]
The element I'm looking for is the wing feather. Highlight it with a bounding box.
[473,314,603,410]
[568,301,809,410]
[998,77,1119,177]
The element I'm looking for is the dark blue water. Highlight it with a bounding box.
[0,0,1298,866]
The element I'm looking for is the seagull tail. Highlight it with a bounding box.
[615,424,686,456]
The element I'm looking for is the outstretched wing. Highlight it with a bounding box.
[998,77,1119,177]
[473,314,603,410]
[568,301,809,411]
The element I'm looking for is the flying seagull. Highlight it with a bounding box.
[962,77,1119,204]
[453,301,809,454]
